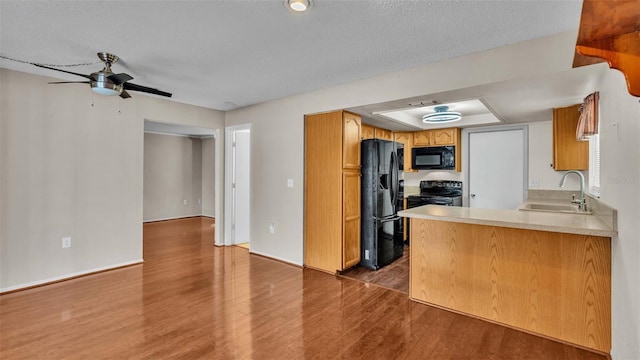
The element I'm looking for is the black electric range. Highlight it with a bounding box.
[405,181,462,243]
[406,180,463,208]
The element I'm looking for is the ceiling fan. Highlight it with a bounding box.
[34,52,172,99]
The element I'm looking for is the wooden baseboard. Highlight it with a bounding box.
[0,260,143,295]
[143,215,213,223]
[250,251,303,269]
[304,264,336,275]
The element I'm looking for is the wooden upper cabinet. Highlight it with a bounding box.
[553,104,589,170]
[374,128,393,141]
[342,112,361,170]
[361,123,375,140]
[393,132,416,172]
[414,128,459,147]
[413,131,432,146]
[432,128,457,146]
[361,124,392,141]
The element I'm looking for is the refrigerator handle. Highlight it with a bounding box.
[390,150,398,212]
[389,151,396,213]
[379,216,401,223]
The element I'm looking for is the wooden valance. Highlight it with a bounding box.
[573,0,640,97]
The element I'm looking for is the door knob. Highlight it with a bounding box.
[470,193,476,198]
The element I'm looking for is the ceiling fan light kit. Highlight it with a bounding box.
[422,105,462,123]
[90,79,122,96]
[33,52,171,99]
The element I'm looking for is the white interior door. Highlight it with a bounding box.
[468,128,526,210]
[233,130,251,245]
[225,125,251,246]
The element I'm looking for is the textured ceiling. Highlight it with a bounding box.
[0,1,583,111]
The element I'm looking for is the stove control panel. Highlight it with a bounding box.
[420,180,462,189]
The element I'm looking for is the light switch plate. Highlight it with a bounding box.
[287,179,294,188]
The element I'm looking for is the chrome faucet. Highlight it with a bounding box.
[559,170,587,211]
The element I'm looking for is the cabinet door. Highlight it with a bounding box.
[553,105,589,170]
[374,128,393,140]
[342,112,361,170]
[402,198,407,241]
[394,132,415,172]
[342,170,361,270]
[361,124,375,140]
[413,130,432,146]
[432,128,457,145]
[304,112,344,273]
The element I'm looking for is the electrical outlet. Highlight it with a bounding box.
[268,222,275,234]
[183,199,188,205]
[198,198,201,204]
[529,179,540,188]
[287,179,294,188]
[62,237,71,249]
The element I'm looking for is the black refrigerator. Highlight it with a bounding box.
[360,139,404,270]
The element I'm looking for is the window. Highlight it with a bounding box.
[577,92,600,197]
[588,123,601,197]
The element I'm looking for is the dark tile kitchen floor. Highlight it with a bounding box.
[339,245,409,293]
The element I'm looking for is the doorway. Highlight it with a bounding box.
[142,120,220,246]
[224,124,251,247]
[464,125,528,209]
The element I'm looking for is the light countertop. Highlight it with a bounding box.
[399,204,616,237]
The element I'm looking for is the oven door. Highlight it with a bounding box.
[406,196,427,209]
[426,198,454,206]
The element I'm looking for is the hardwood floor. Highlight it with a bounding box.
[0,217,606,359]
[340,245,409,293]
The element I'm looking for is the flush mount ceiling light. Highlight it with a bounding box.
[288,0,310,12]
[422,105,462,123]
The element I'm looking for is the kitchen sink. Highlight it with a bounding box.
[519,203,592,214]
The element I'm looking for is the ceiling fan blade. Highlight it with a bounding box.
[108,73,134,85]
[48,81,91,84]
[33,64,92,79]
[123,82,172,98]
[120,90,132,99]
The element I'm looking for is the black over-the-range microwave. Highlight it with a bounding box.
[411,146,455,170]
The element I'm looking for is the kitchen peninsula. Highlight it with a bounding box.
[399,205,615,354]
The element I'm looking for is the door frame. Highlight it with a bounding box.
[224,123,251,246]
[462,124,529,207]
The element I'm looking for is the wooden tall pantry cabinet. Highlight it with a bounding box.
[304,110,361,273]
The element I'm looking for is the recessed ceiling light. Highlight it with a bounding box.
[288,0,310,12]
[422,106,462,123]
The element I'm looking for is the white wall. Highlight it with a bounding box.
[224,31,638,358]
[224,31,579,266]
[597,70,640,360]
[527,120,585,191]
[0,68,225,291]
[143,133,204,222]
[201,137,215,217]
